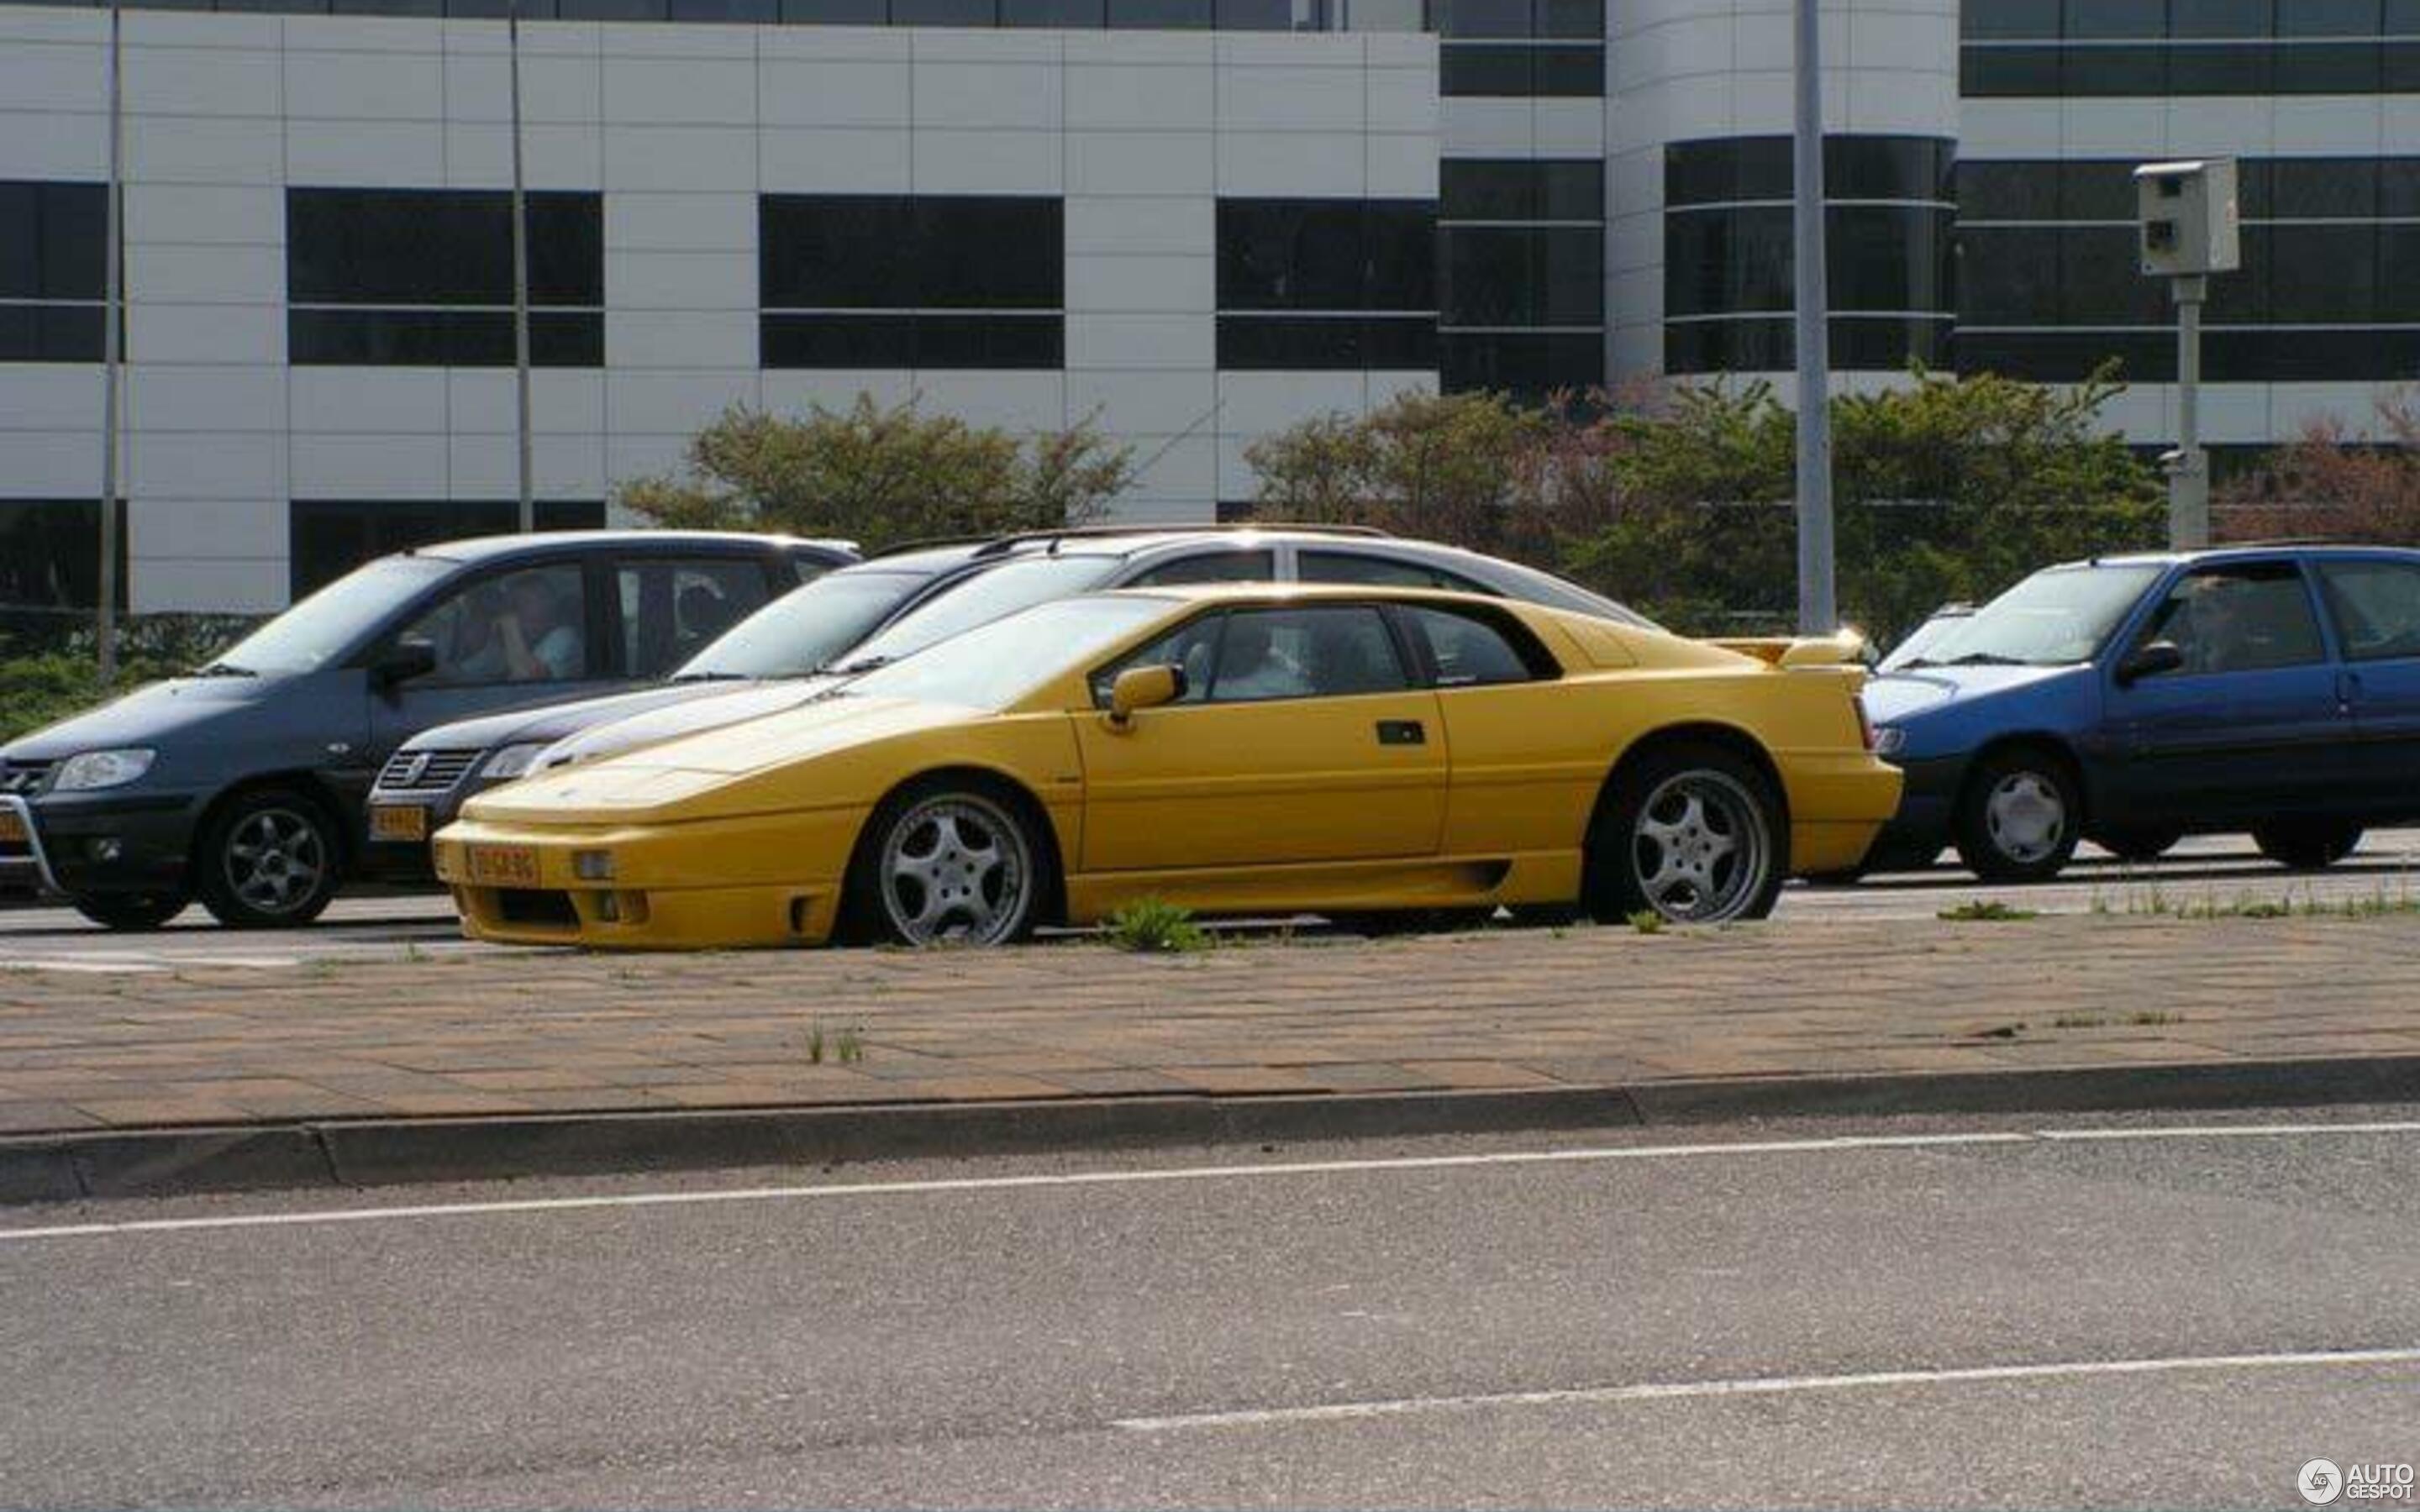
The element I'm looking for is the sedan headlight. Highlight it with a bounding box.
[481,743,550,780]
[1871,726,1907,758]
[52,748,156,791]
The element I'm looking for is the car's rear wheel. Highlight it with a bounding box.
[196,787,343,928]
[2094,824,2184,864]
[1584,743,1786,925]
[2252,820,2363,871]
[71,891,189,931]
[1954,748,2081,883]
[860,784,1043,948]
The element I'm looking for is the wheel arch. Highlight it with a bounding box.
[1593,722,1792,844]
[192,770,359,883]
[844,764,1070,932]
[1959,732,2090,831]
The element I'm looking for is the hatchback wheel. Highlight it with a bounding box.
[2252,820,2362,871]
[71,891,189,932]
[1954,749,2081,883]
[1585,743,1785,925]
[197,788,343,928]
[862,785,1042,948]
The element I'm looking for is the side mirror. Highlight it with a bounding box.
[373,637,439,688]
[2116,640,2184,685]
[1107,664,1186,727]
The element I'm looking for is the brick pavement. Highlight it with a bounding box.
[2,914,2417,1137]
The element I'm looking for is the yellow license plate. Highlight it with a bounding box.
[370,805,429,843]
[466,844,541,886]
[0,811,26,845]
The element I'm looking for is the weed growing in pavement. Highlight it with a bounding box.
[1939,900,2038,922]
[2051,1013,2107,1028]
[1625,910,1665,936]
[835,1027,865,1065]
[805,1023,866,1064]
[806,1024,824,1063]
[1105,898,1211,954]
[2132,1011,2184,1026]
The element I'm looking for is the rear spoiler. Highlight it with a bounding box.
[1710,630,1868,669]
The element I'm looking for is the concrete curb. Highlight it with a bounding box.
[6,1053,2419,1204]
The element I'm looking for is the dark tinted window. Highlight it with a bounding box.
[0,181,104,301]
[1121,549,1276,586]
[1207,606,1408,701]
[1440,43,1602,96]
[1439,330,1602,395]
[2317,560,2420,662]
[1218,198,1435,312]
[1406,605,1536,685]
[1666,135,1956,208]
[761,195,1061,310]
[616,556,776,678]
[1441,159,1603,221]
[1300,550,1491,594]
[0,501,123,617]
[1217,315,1439,370]
[1442,225,1602,326]
[287,188,600,306]
[287,499,603,597]
[2133,564,2326,675]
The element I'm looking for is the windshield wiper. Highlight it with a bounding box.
[190,661,258,678]
[1939,652,2030,667]
[671,669,751,683]
[826,654,895,677]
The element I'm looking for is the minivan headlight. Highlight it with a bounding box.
[54,748,156,791]
[482,743,550,780]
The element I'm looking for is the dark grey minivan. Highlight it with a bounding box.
[0,531,852,930]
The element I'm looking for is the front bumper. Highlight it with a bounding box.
[1864,752,1965,871]
[433,806,865,950]
[0,789,203,898]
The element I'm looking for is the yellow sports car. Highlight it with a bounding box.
[434,585,1901,948]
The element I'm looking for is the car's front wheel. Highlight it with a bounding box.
[2252,820,2363,871]
[196,787,344,928]
[1954,748,2081,883]
[71,891,190,931]
[860,783,1044,948]
[1584,743,1786,925]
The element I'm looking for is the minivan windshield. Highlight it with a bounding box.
[1903,564,2163,669]
[847,594,1173,711]
[675,569,925,681]
[830,554,1125,672]
[208,554,457,675]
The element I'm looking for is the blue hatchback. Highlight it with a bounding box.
[1860,545,2420,881]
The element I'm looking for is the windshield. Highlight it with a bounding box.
[1907,564,2162,669]
[848,594,1174,711]
[834,554,1123,670]
[209,554,456,675]
[676,570,925,680]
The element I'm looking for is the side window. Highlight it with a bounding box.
[1299,549,1492,596]
[2133,563,2325,675]
[2317,560,2420,664]
[1207,606,1409,703]
[1406,606,1540,687]
[397,563,589,685]
[1123,549,1276,587]
[1088,614,1224,707]
[618,558,775,678]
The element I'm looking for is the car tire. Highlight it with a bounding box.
[195,786,345,929]
[850,780,1047,948]
[2251,820,2363,871]
[71,891,190,931]
[2094,825,2184,864]
[1954,748,2082,883]
[1583,742,1786,925]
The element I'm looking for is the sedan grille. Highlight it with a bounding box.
[1,759,55,795]
[376,748,481,793]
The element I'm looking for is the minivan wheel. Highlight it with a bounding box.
[1954,748,2081,883]
[197,787,343,928]
[1584,743,1786,925]
[71,891,189,931]
[2252,820,2363,871]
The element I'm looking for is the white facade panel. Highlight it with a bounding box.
[603,55,760,128]
[289,433,450,497]
[1065,197,1215,257]
[0,38,106,113]
[911,60,1063,131]
[123,366,287,433]
[1065,132,1213,197]
[291,370,450,436]
[284,49,445,123]
[602,123,760,192]
[123,244,284,307]
[0,369,107,440]
[125,114,283,185]
[1063,255,1214,315]
[122,44,283,118]
[606,369,762,436]
[126,553,287,615]
[287,118,449,186]
[128,430,286,501]
[758,128,913,192]
[1065,63,1214,131]
[758,59,913,129]
[605,249,758,312]
[1065,313,1215,370]
[125,304,286,368]
[909,129,1063,194]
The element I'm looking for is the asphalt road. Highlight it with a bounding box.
[2,831,2416,969]
[3,1107,2415,1509]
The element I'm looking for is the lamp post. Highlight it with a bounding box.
[98,0,124,684]
[508,0,534,533]
[2133,158,2239,551]
[1792,0,1836,633]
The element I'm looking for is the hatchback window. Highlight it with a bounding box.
[2317,560,2420,664]
[1207,606,1409,703]
[1406,606,1539,687]
[397,562,590,685]
[1122,549,1276,587]
[2134,564,2325,675]
[1299,549,1490,595]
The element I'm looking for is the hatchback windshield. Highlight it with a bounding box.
[831,554,1125,671]
[1907,564,2163,669]
[208,554,456,675]
[675,569,925,681]
[847,594,1173,711]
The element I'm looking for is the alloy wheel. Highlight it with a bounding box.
[223,806,330,919]
[1629,769,1770,923]
[876,793,1034,947]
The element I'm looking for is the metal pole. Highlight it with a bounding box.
[97,0,124,685]
[1791,0,1836,633]
[2170,274,2209,549]
[508,0,534,533]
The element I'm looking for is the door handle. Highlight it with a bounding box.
[1376,719,1426,747]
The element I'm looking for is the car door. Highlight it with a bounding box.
[1397,603,1605,856]
[2102,559,2352,822]
[364,556,623,766]
[2312,555,2420,815]
[1074,603,1446,873]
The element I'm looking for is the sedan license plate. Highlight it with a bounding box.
[466,844,540,886]
[369,805,429,843]
[0,811,26,845]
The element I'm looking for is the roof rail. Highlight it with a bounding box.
[2210,537,2360,549]
[866,533,997,559]
[967,521,1394,559]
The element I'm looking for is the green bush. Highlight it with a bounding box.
[0,614,255,744]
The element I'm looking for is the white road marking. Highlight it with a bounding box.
[1110,1347,2420,1431]
[3,1120,2417,1244]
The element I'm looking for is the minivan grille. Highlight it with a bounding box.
[1,760,55,795]
[376,748,481,792]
